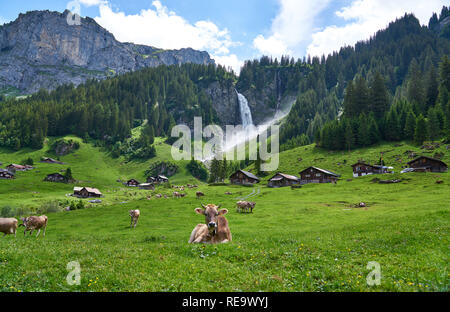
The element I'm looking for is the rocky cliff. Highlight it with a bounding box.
[0,10,214,94]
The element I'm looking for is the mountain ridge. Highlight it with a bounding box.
[0,10,214,94]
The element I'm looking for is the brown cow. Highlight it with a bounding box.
[236,201,256,213]
[196,191,205,199]
[173,192,182,198]
[189,204,232,244]
[129,210,140,228]
[19,216,48,237]
[0,218,18,237]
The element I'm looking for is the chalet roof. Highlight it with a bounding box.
[7,164,26,169]
[139,183,154,187]
[73,187,102,195]
[158,175,169,180]
[127,179,140,183]
[231,170,260,181]
[269,173,299,181]
[300,166,341,177]
[47,173,64,177]
[0,168,14,175]
[407,156,448,167]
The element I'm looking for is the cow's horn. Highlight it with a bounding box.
[218,204,222,209]
[201,203,207,209]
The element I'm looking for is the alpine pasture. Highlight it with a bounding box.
[0,136,448,292]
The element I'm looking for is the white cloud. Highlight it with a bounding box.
[93,1,243,72]
[79,0,107,7]
[253,0,331,58]
[306,0,448,57]
[211,54,244,73]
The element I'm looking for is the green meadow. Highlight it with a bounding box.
[0,137,448,292]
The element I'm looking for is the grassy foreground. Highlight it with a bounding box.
[0,138,448,292]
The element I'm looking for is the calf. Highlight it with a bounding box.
[196,191,205,199]
[19,216,48,237]
[0,218,18,237]
[129,210,140,228]
[189,204,232,244]
[173,192,182,198]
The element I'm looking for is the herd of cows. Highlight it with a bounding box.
[1,185,257,245]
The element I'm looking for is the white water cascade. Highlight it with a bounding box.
[236,90,254,129]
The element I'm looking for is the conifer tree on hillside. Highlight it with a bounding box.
[414,114,428,145]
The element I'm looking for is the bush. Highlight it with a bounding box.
[1,206,15,218]
[21,157,34,166]
[186,159,209,182]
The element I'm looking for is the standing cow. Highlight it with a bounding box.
[129,210,140,228]
[19,216,48,237]
[236,201,256,213]
[0,218,18,237]
[196,191,205,199]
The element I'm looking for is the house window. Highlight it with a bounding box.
[305,174,310,178]
[316,173,321,177]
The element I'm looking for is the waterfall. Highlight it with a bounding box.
[236,90,253,129]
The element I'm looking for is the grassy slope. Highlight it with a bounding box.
[0,139,448,292]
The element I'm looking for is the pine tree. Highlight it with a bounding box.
[414,114,428,145]
[425,66,439,110]
[427,108,440,141]
[370,72,389,119]
[344,120,354,151]
[404,111,416,140]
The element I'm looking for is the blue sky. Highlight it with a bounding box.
[0,0,447,72]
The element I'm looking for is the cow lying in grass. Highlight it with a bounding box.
[19,215,48,237]
[129,210,140,228]
[0,218,18,237]
[189,204,232,244]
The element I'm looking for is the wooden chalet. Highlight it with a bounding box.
[407,156,448,173]
[0,169,15,179]
[351,162,392,177]
[229,170,260,185]
[299,167,340,184]
[44,173,66,183]
[40,157,64,165]
[147,175,169,184]
[6,164,33,171]
[126,179,140,187]
[138,183,155,190]
[268,173,300,188]
[73,187,102,198]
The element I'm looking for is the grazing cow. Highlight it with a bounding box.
[225,192,232,195]
[19,216,48,237]
[196,191,205,199]
[236,201,256,213]
[156,194,162,199]
[180,193,187,198]
[189,204,232,244]
[0,218,18,237]
[173,192,182,198]
[129,210,140,228]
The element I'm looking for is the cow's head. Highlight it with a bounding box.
[129,210,136,217]
[20,217,28,225]
[195,204,228,234]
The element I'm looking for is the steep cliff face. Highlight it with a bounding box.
[0,10,214,94]
[204,81,240,126]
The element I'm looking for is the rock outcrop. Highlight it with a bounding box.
[0,10,214,94]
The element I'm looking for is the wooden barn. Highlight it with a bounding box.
[6,164,32,171]
[139,183,155,190]
[126,179,140,187]
[73,187,102,198]
[230,170,260,185]
[351,162,392,177]
[44,173,66,183]
[147,175,169,184]
[0,169,15,179]
[407,156,448,173]
[40,157,63,164]
[268,173,300,188]
[299,167,340,184]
